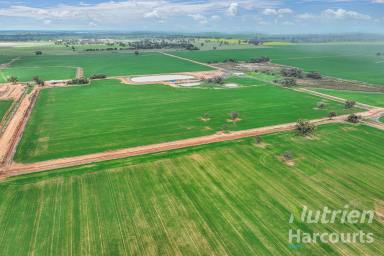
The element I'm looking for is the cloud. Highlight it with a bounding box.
[211,15,221,21]
[189,14,208,25]
[297,9,371,21]
[144,9,162,19]
[372,0,384,3]
[263,8,293,16]
[322,9,371,20]
[227,3,239,16]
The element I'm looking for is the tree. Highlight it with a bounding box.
[230,112,239,122]
[345,100,356,109]
[134,50,139,55]
[35,51,43,55]
[89,74,107,80]
[346,114,361,123]
[317,102,326,109]
[306,71,322,79]
[295,119,316,136]
[328,112,337,120]
[32,76,44,85]
[7,76,18,84]
[282,151,293,161]
[254,136,262,144]
[278,78,296,87]
[248,56,270,63]
[68,78,89,85]
[281,67,303,78]
[207,76,224,85]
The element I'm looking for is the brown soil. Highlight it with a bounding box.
[0,88,39,166]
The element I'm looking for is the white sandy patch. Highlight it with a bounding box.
[131,74,195,83]
[179,82,201,87]
[224,83,239,88]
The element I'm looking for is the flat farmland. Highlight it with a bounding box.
[2,124,384,255]
[14,78,358,163]
[171,43,384,86]
[1,52,212,82]
[0,66,76,83]
[314,89,384,107]
[0,100,12,120]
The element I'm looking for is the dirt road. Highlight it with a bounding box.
[2,108,383,177]
[76,67,84,79]
[294,88,375,110]
[0,87,39,166]
[161,52,222,70]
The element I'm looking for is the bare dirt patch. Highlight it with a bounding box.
[131,74,195,83]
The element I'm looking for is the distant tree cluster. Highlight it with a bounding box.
[89,74,107,80]
[32,76,44,85]
[277,77,296,87]
[306,71,322,79]
[247,56,270,63]
[7,76,18,84]
[281,67,304,78]
[35,51,43,55]
[206,76,224,84]
[68,78,89,85]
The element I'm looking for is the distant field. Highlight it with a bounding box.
[3,124,384,255]
[0,66,76,82]
[1,52,212,82]
[0,55,13,64]
[171,43,384,85]
[314,89,384,108]
[15,77,358,162]
[0,100,12,121]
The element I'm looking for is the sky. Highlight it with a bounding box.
[0,0,383,34]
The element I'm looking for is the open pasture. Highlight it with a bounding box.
[172,43,384,86]
[314,89,384,108]
[3,124,384,255]
[1,52,212,82]
[15,77,358,162]
[0,100,12,121]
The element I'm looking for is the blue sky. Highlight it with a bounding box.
[0,0,383,33]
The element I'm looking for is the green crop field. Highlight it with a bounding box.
[0,100,12,121]
[171,43,384,86]
[2,124,384,255]
[14,77,358,163]
[0,52,212,82]
[314,89,384,108]
[0,66,77,83]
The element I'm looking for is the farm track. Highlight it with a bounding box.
[1,108,383,177]
[161,52,221,70]
[0,87,39,166]
[294,88,376,109]
[76,67,84,79]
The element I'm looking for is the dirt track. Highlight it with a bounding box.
[2,108,383,177]
[0,87,39,166]
[294,88,375,110]
[161,52,221,70]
